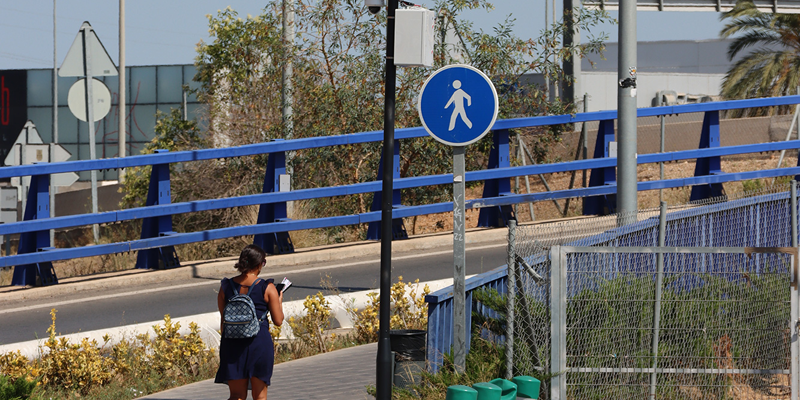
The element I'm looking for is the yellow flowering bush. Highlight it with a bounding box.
[351,276,431,343]
[0,309,216,397]
[288,292,333,353]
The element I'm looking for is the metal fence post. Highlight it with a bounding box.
[506,218,517,379]
[649,201,667,398]
[550,245,567,399]
[791,180,799,400]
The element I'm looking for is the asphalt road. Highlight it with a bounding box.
[0,240,508,345]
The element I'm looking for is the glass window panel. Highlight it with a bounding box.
[57,107,79,144]
[59,143,78,162]
[102,75,120,106]
[157,66,182,103]
[27,70,52,107]
[184,65,200,103]
[57,76,77,106]
[129,66,156,104]
[27,107,52,142]
[129,104,157,144]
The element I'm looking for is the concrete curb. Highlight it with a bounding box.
[0,277,458,361]
[0,227,507,303]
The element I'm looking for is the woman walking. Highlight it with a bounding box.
[215,244,284,400]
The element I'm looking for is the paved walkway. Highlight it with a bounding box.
[140,343,377,400]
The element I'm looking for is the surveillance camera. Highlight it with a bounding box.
[365,0,384,14]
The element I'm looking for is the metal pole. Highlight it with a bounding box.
[376,0,397,397]
[544,0,549,102]
[550,245,567,399]
[564,96,589,216]
[562,0,580,105]
[774,87,800,186]
[649,201,667,399]
[81,25,99,242]
[505,218,517,379]
[119,0,126,182]
[515,133,535,221]
[453,145,467,373]
[51,0,57,245]
[617,0,638,225]
[791,180,798,400]
[582,93,589,188]
[282,0,295,217]
[659,99,665,202]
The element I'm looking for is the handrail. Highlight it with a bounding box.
[1,164,798,268]
[1,95,797,179]
[2,139,799,236]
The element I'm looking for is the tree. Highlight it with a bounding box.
[182,0,612,245]
[720,0,800,104]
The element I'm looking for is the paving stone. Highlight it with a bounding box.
[140,343,377,400]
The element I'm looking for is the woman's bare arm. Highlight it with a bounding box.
[266,284,284,326]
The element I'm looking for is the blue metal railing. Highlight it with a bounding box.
[3,96,800,285]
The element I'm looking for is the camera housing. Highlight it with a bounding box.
[365,0,385,14]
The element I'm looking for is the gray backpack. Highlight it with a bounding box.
[222,278,267,339]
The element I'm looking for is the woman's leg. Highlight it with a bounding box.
[251,377,268,400]
[227,379,248,400]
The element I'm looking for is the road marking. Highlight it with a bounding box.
[0,242,506,315]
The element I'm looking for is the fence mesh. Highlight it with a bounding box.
[564,250,791,400]
[507,183,797,399]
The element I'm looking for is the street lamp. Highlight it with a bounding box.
[368,0,397,398]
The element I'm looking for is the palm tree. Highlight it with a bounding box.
[720,0,800,104]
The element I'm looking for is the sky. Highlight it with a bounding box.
[0,0,728,71]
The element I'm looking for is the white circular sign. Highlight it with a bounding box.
[67,78,112,122]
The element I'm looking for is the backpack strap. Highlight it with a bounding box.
[250,278,271,322]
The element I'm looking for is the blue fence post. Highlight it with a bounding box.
[690,110,724,201]
[136,150,181,269]
[367,139,407,241]
[478,130,514,227]
[584,119,617,215]
[11,174,58,286]
[254,145,295,254]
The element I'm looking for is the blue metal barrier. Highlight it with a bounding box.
[3,96,800,286]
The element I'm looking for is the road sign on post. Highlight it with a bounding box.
[2,122,79,204]
[59,21,117,243]
[418,64,498,373]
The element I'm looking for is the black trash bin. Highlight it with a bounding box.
[390,329,426,389]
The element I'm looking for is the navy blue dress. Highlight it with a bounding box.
[215,278,275,385]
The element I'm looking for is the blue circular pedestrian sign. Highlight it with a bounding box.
[418,64,498,147]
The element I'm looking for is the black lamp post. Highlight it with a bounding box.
[376,0,398,398]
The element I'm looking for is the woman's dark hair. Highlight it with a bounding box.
[234,244,266,274]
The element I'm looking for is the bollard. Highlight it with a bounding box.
[472,382,501,400]
[512,376,541,399]
[488,378,517,400]
[446,385,478,400]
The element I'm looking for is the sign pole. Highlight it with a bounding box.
[453,145,467,372]
[418,64,498,375]
[376,0,397,397]
[81,25,100,242]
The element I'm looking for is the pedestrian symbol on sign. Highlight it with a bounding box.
[446,80,472,131]
[418,64,498,147]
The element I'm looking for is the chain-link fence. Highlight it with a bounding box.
[554,247,795,400]
[501,182,800,399]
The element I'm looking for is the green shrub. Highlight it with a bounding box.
[0,374,37,400]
